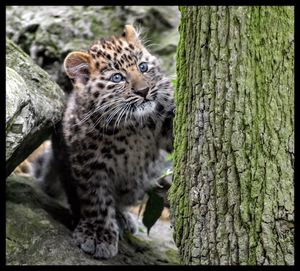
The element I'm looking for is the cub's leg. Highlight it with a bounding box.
[73,168,119,259]
[116,209,138,236]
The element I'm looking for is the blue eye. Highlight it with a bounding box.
[110,73,124,83]
[138,62,148,73]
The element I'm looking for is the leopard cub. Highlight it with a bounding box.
[36,25,174,259]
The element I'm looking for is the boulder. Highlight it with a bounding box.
[6,175,179,265]
[6,38,65,176]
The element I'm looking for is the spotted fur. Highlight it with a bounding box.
[36,25,174,259]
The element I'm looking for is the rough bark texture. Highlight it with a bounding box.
[6,38,65,176]
[169,6,294,265]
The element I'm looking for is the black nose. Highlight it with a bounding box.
[134,88,149,98]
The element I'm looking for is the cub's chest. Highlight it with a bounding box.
[96,127,159,161]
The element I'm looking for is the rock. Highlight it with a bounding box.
[6,6,180,93]
[6,175,179,265]
[6,38,65,176]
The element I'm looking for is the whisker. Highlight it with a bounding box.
[88,102,123,132]
[105,104,126,129]
[75,97,125,127]
[114,104,127,130]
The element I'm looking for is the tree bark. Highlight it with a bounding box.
[169,6,294,265]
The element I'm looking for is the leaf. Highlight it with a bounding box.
[142,189,164,235]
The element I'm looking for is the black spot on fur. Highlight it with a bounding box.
[114,63,120,70]
[88,143,98,150]
[116,136,126,141]
[86,131,99,140]
[108,167,115,176]
[156,103,165,114]
[97,82,105,89]
[93,91,100,98]
[96,217,105,224]
[107,84,115,90]
[120,187,130,194]
[81,170,92,179]
[101,147,110,154]
[100,208,108,217]
[104,128,118,135]
[105,197,113,206]
[88,161,107,171]
[104,153,113,159]
[85,152,95,160]
[114,148,126,155]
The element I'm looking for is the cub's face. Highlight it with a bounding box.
[64,25,173,128]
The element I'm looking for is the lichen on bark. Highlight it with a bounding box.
[169,6,294,265]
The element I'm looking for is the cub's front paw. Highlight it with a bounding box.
[73,222,119,259]
[94,228,119,259]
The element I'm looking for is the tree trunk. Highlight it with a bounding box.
[169,6,294,265]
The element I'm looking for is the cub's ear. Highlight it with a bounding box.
[64,51,91,84]
[123,25,140,45]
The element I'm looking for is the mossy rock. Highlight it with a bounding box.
[6,38,65,176]
[6,175,179,265]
